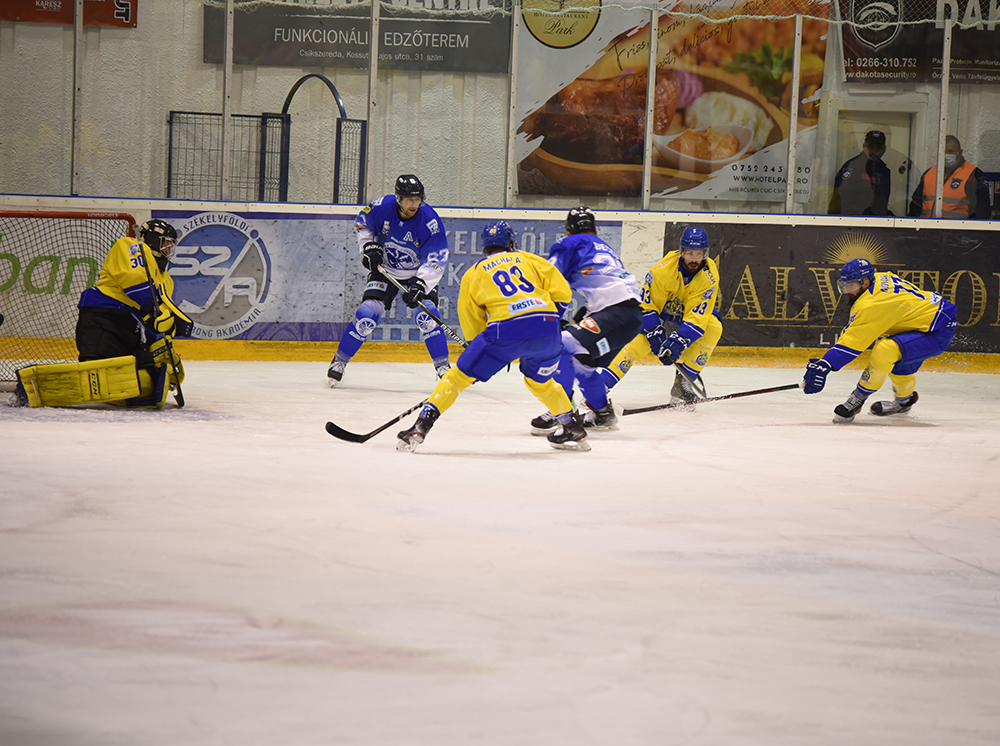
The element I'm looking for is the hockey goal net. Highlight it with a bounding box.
[0,210,136,385]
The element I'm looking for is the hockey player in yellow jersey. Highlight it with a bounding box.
[802,258,958,422]
[14,219,192,408]
[600,226,723,410]
[397,220,588,452]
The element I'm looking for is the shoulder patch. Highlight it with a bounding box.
[427,219,440,235]
[701,288,714,300]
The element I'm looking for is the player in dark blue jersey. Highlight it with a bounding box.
[328,175,451,386]
[531,206,644,435]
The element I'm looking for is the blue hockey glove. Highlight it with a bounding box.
[644,326,667,356]
[802,358,832,394]
[401,277,428,308]
[657,331,690,366]
[361,242,384,272]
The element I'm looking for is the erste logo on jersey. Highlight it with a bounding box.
[168,212,271,339]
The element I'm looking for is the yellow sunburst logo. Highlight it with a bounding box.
[823,233,888,266]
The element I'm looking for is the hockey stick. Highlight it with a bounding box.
[621,382,802,416]
[378,265,468,348]
[325,400,427,443]
[137,230,185,408]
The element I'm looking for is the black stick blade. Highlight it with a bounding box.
[325,421,370,443]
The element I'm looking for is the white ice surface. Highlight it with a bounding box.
[2,361,1000,745]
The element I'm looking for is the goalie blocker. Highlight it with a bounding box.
[13,337,184,409]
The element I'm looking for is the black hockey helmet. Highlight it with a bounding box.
[565,206,596,235]
[139,219,178,258]
[395,174,425,200]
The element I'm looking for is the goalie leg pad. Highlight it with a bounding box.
[15,356,142,407]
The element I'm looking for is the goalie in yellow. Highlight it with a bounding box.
[14,219,192,408]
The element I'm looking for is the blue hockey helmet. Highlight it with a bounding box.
[481,220,516,252]
[679,226,709,253]
[395,174,425,200]
[565,206,596,235]
[837,258,876,293]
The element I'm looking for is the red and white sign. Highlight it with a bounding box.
[0,0,136,29]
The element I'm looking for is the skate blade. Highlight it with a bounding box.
[530,425,559,436]
[396,434,424,452]
[327,377,341,388]
[548,438,591,452]
[832,413,856,423]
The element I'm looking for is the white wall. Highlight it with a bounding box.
[2,4,998,213]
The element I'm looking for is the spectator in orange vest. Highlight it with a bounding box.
[907,135,990,218]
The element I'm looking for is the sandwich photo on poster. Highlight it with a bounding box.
[515,0,828,200]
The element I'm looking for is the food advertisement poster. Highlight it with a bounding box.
[515,1,829,200]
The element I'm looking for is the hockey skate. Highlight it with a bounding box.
[397,407,440,452]
[530,411,560,436]
[547,421,591,452]
[870,391,918,417]
[581,399,618,430]
[670,371,700,410]
[435,362,451,380]
[327,359,347,388]
[833,391,867,423]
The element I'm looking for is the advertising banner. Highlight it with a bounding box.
[0,0,136,28]
[156,210,587,344]
[203,3,510,73]
[156,210,999,355]
[515,2,828,201]
[689,222,1000,353]
[840,0,1000,84]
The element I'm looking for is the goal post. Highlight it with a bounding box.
[0,210,136,385]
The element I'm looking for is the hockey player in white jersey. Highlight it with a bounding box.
[530,206,643,434]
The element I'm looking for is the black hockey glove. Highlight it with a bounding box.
[361,242,384,272]
[401,277,428,308]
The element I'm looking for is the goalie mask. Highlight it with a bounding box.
[140,219,178,259]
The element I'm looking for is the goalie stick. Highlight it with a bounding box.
[326,400,427,443]
[136,228,185,408]
[378,265,468,348]
[622,382,802,415]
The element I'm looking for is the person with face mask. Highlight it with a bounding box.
[908,135,991,218]
[828,130,892,216]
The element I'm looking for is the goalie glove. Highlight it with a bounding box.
[401,277,428,308]
[802,358,832,394]
[361,242,384,272]
[150,307,176,336]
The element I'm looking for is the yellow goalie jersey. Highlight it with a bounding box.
[458,250,572,340]
[78,236,190,327]
[642,251,721,340]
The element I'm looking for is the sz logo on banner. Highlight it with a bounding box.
[169,212,272,339]
[850,0,902,50]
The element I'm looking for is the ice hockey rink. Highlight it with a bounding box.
[2,360,999,745]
